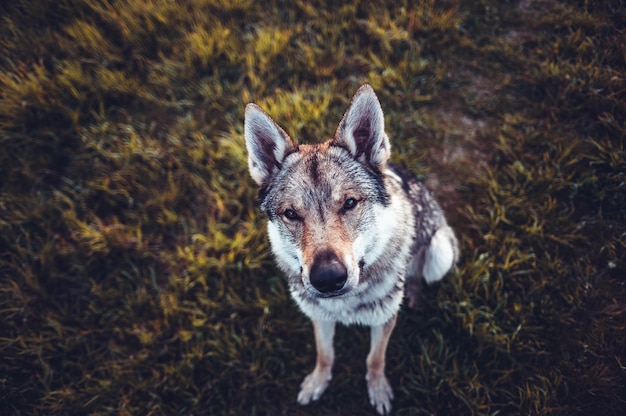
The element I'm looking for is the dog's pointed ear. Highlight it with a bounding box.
[333,84,390,171]
[245,103,298,186]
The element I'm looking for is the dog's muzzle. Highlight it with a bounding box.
[309,250,348,294]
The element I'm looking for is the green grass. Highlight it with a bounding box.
[1,0,624,414]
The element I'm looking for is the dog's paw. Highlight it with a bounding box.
[366,372,394,415]
[297,368,332,405]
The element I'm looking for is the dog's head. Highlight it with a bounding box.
[244,85,392,297]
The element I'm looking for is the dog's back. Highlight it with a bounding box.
[385,163,459,306]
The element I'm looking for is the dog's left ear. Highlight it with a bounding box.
[333,84,390,171]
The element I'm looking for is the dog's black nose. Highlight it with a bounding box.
[309,251,348,294]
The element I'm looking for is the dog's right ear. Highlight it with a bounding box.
[244,104,298,186]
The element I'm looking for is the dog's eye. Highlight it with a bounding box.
[343,198,358,211]
[283,208,299,220]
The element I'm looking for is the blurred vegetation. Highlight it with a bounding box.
[1,0,624,414]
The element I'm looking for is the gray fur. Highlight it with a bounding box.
[244,84,458,415]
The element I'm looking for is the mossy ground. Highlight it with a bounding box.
[1,0,624,414]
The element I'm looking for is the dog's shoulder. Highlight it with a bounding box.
[386,162,448,241]
[385,163,431,207]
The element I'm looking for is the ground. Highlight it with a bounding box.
[1,0,625,415]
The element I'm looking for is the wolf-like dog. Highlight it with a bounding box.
[244,84,458,414]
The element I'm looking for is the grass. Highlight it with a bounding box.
[1,0,624,414]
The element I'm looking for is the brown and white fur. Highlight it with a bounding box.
[244,84,458,414]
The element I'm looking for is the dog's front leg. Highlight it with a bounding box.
[297,319,336,405]
[366,314,397,415]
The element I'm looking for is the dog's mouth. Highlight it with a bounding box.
[313,287,351,298]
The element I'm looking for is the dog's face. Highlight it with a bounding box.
[262,143,394,298]
[245,85,393,298]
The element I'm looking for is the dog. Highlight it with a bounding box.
[244,84,458,414]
